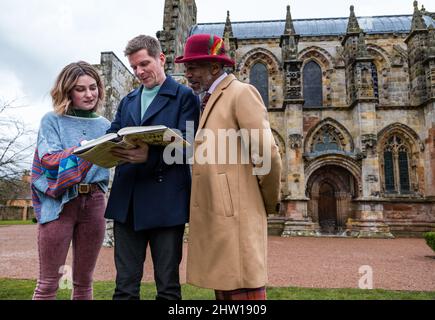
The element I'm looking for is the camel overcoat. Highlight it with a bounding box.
[187,74,282,290]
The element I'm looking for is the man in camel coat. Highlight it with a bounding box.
[175,34,282,300]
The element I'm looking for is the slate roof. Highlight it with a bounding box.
[190,15,435,39]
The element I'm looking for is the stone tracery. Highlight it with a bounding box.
[377,123,424,196]
[304,118,355,155]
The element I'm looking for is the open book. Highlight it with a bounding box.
[72,125,188,168]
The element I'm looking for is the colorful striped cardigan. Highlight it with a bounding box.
[31,147,92,222]
[31,111,110,224]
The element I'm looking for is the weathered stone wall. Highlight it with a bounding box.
[157,0,197,74]
[233,34,412,110]
[406,30,429,106]
[236,40,284,109]
[161,31,434,236]
[95,52,137,122]
[94,52,138,247]
[302,110,354,135]
[365,35,410,106]
[0,206,34,220]
[423,101,435,197]
[383,201,435,237]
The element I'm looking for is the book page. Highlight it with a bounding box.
[118,125,167,136]
[73,133,119,154]
[74,140,135,168]
[122,127,189,147]
[123,131,172,146]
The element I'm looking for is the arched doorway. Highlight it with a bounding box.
[306,165,358,235]
[318,182,337,234]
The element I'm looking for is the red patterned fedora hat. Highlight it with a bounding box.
[174,34,235,66]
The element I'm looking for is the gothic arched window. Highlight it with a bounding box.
[382,135,411,194]
[303,61,322,107]
[312,125,342,152]
[250,63,269,106]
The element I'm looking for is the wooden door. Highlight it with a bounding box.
[318,183,337,234]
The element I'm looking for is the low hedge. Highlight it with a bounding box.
[423,232,435,252]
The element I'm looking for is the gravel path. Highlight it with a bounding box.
[0,225,434,291]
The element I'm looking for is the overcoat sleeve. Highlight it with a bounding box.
[234,84,282,215]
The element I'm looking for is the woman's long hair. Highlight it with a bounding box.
[51,61,105,115]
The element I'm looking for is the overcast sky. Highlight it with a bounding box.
[0,0,433,131]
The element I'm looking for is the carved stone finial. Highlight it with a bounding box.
[280,5,299,61]
[224,10,234,37]
[223,10,238,73]
[284,5,296,35]
[411,0,427,30]
[347,5,361,34]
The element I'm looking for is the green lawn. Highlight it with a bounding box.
[1,279,434,300]
[0,220,35,226]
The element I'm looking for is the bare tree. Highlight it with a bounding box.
[0,98,35,201]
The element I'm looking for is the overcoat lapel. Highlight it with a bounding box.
[196,74,237,134]
[141,95,170,125]
[140,76,178,125]
[127,90,142,126]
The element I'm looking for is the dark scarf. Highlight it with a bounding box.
[67,108,98,118]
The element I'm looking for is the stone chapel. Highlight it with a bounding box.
[97,0,435,238]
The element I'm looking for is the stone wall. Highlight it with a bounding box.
[383,201,435,237]
[424,103,435,197]
[95,52,137,121]
[235,40,284,109]
[232,34,412,110]
[94,52,137,247]
[157,0,197,74]
[0,206,34,221]
[158,31,435,237]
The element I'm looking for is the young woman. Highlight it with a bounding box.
[31,61,110,300]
